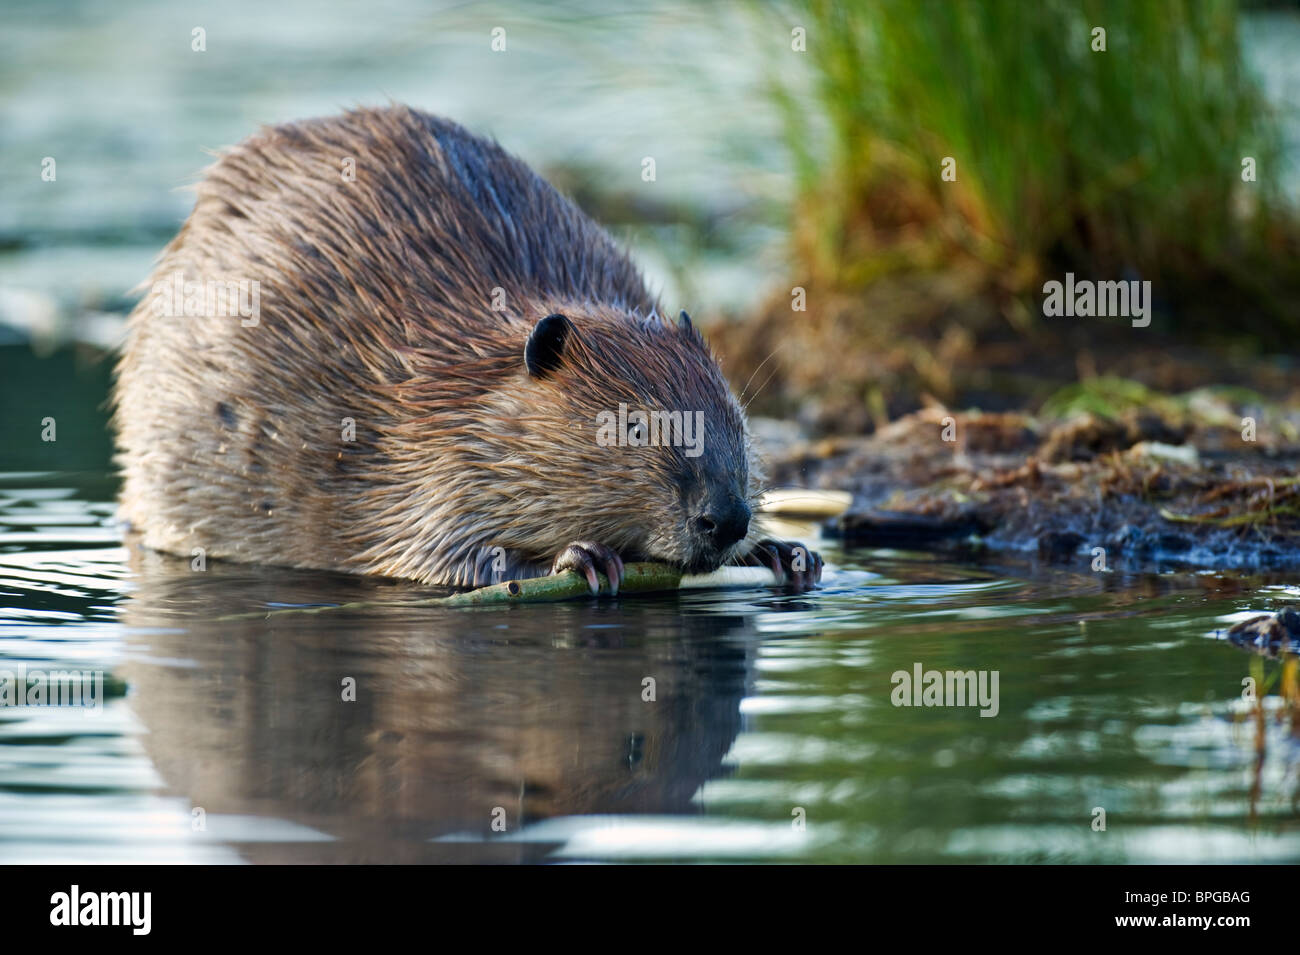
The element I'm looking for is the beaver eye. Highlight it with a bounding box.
[627,421,648,444]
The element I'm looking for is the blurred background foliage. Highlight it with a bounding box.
[722,0,1300,428]
[1,0,1298,449]
[778,0,1291,299]
[728,0,1300,430]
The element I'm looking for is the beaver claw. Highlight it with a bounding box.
[739,539,823,592]
[552,541,625,596]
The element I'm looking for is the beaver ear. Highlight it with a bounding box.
[678,309,706,346]
[525,313,573,378]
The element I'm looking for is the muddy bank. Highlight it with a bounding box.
[756,395,1300,571]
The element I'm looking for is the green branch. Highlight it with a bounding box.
[218,562,686,620]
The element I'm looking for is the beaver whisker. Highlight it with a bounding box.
[738,342,788,403]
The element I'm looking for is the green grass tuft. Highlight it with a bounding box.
[764,0,1299,329]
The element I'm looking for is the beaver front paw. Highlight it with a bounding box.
[738,539,823,592]
[552,541,626,596]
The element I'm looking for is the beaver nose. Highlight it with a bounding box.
[694,499,751,551]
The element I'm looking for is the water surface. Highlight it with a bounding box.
[1,464,1297,864]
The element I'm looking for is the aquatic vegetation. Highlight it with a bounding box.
[1221,617,1300,817]
[727,0,1300,422]
[1039,377,1188,422]
[766,0,1297,322]
[1160,478,1300,529]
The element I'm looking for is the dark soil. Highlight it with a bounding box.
[756,401,1300,571]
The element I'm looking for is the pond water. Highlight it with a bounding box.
[1,381,1297,863]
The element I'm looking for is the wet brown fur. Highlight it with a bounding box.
[114,105,768,586]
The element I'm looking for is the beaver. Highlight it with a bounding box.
[113,105,822,593]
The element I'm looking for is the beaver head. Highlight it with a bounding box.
[526,307,755,573]
[386,303,761,583]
